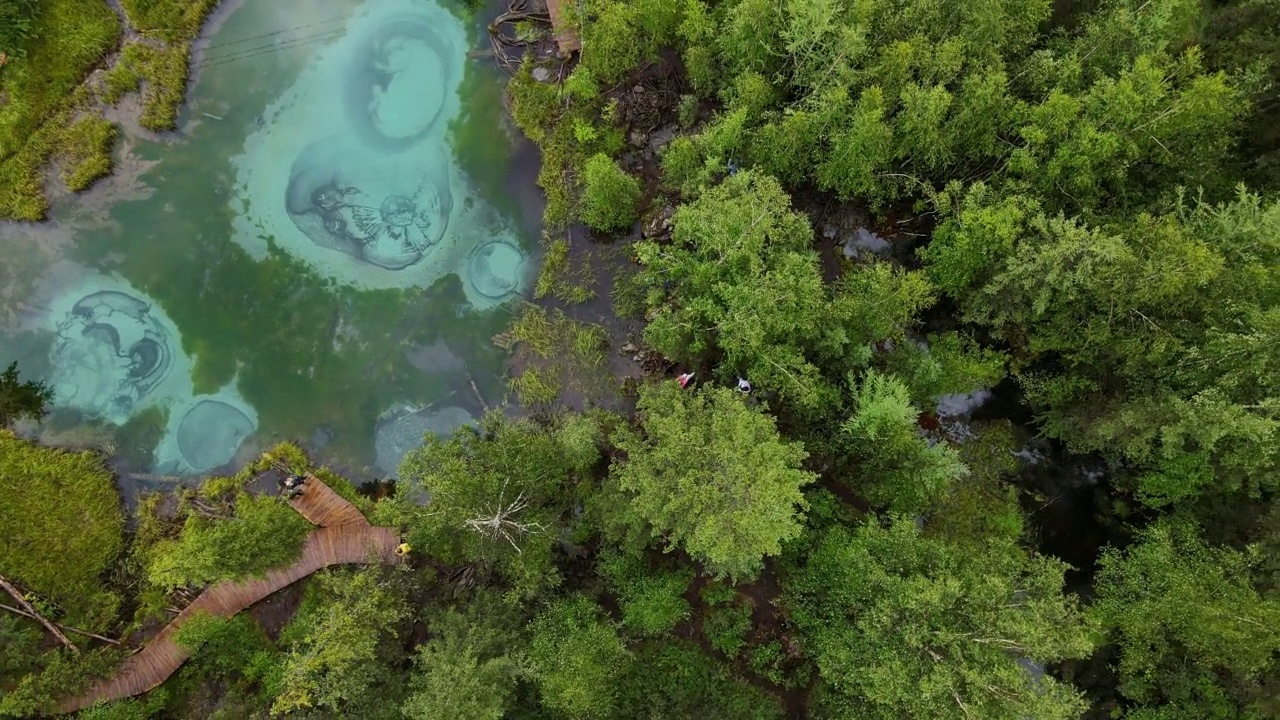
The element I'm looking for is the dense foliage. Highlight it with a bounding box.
[1092,519,1280,717]
[5,0,1280,717]
[786,519,1094,719]
[0,0,38,56]
[609,382,814,580]
[145,491,311,591]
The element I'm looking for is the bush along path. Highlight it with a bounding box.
[61,474,403,714]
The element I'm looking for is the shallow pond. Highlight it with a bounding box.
[0,0,541,481]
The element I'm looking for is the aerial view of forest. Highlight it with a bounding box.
[1,0,1277,718]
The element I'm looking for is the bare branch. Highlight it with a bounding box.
[464,482,548,554]
[0,574,78,652]
[0,602,122,646]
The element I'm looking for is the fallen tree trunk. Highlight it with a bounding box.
[0,602,122,646]
[0,574,79,652]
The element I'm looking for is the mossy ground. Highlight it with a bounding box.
[0,0,220,220]
[0,431,125,630]
[0,0,120,220]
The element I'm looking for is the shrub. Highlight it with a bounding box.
[145,492,311,590]
[599,551,692,637]
[581,153,641,232]
[702,603,753,657]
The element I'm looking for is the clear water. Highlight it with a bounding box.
[0,0,537,480]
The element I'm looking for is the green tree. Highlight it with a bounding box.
[924,420,1025,548]
[581,153,642,231]
[597,550,692,637]
[1092,519,1280,719]
[614,641,784,720]
[927,186,1280,507]
[0,432,123,629]
[272,568,409,716]
[785,518,1095,720]
[881,332,1007,407]
[401,609,518,720]
[610,382,816,581]
[1009,51,1244,214]
[0,647,125,718]
[638,171,929,415]
[579,0,683,83]
[841,370,969,514]
[526,595,630,719]
[396,412,582,597]
[0,361,52,428]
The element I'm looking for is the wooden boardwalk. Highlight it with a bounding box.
[62,476,400,714]
[286,475,369,528]
[546,0,581,56]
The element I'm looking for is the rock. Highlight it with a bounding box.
[620,342,638,353]
[647,125,678,152]
[531,67,551,82]
[823,224,838,239]
[629,129,647,147]
[842,227,891,259]
[633,355,643,363]
[633,85,645,94]
[643,205,676,238]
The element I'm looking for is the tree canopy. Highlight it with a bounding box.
[395,411,597,596]
[785,519,1095,720]
[527,594,630,719]
[1092,519,1280,718]
[610,382,815,581]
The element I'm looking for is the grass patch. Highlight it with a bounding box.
[534,234,597,304]
[58,114,116,190]
[100,58,141,105]
[0,0,220,218]
[121,0,219,41]
[0,0,119,155]
[495,304,611,407]
[112,40,191,131]
[0,0,120,219]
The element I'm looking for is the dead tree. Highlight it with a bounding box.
[0,602,121,646]
[464,480,547,553]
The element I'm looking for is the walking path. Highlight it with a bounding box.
[62,475,400,714]
[545,0,581,55]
